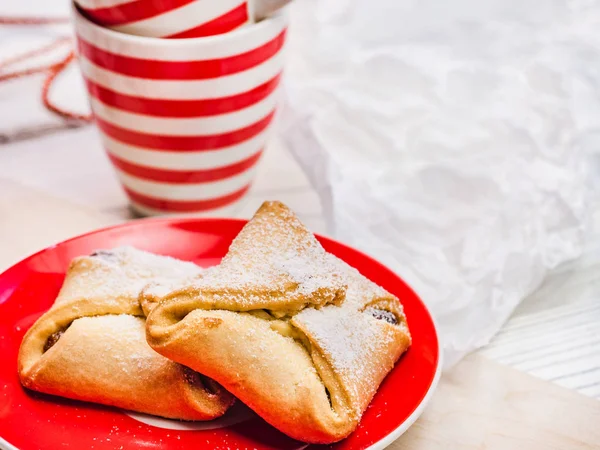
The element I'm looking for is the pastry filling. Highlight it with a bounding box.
[325,387,333,408]
[90,250,118,262]
[43,329,66,352]
[246,308,297,321]
[200,376,222,396]
[182,366,219,395]
[367,308,398,325]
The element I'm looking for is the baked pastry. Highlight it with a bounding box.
[145,201,411,443]
[18,247,234,420]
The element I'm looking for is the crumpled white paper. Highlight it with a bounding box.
[280,0,600,367]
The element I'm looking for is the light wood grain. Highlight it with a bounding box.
[392,353,600,449]
[2,180,600,449]
[0,178,119,272]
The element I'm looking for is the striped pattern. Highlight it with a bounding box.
[107,150,263,183]
[129,196,248,217]
[84,73,282,117]
[76,31,286,79]
[74,7,288,215]
[480,299,600,399]
[76,0,251,39]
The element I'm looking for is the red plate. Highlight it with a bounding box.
[0,218,440,450]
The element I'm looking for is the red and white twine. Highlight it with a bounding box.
[0,16,92,122]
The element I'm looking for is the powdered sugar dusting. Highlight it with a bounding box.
[67,314,176,380]
[292,253,409,414]
[294,307,393,412]
[218,203,345,299]
[95,246,202,285]
[73,314,157,373]
[60,247,203,307]
[324,253,397,310]
[146,202,346,312]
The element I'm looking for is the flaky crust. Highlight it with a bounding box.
[18,247,234,420]
[146,202,411,442]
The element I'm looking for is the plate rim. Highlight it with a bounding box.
[0,216,441,450]
[366,320,442,450]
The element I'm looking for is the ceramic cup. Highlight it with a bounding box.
[74,0,254,38]
[73,4,287,216]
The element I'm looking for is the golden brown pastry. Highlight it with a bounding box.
[145,201,411,443]
[18,247,234,420]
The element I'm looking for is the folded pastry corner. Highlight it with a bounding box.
[145,201,411,443]
[18,246,234,420]
[145,201,346,316]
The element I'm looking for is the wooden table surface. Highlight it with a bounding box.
[2,177,600,450]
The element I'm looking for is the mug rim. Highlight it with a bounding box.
[71,1,288,46]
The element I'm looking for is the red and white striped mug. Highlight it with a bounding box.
[73,4,287,216]
[74,0,254,38]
